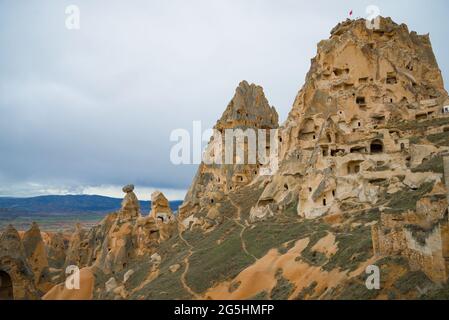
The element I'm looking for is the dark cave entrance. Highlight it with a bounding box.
[370,139,384,154]
[0,270,13,300]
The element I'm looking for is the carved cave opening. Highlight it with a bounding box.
[0,270,13,300]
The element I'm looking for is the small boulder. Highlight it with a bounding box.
[169,264,181,273]
[105,277,118,293]
[123,269,134,283]
[120,185,140,219]
[150,253,161,264]
[122,184,135,193]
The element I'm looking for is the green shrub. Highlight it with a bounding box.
[243,217,329,259]
[411,155,444,173]
[270,269,295,300]
[295,281,318,300]
[384,182,434,213]
[186,221,253,293]
[299,230,329,266]
[337,280,379,300]
[394,271,433,295]
[323,225,373,272]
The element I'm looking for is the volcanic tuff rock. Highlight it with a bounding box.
[46,232,67,269]
[120,184,140,219]
[0,225,40,299]
[22,222,53,292]
[149,191,176,241]
[2,17,449,300]
[255,16,449,220]
[179,80,280,224]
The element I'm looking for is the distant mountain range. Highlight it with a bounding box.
[0,195,183,216]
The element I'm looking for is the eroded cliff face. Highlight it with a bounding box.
[0,225,40,299]
[253,17,449,220]
[179,80,279,225]
[1,17,449,300]
[246,17,449,287]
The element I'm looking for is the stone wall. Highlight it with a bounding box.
[372,211,449,284]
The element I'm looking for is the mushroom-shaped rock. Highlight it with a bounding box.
[122,184,135,193]
[120,184,140,219]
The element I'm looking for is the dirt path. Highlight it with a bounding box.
[228,197,258,262]
[177,223,201,299]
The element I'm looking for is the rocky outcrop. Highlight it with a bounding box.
[3,16,449,300]
[46,232,67,269]
[251,17,449,222]
[0,225,39,299]
[22,222,52,292]
[372,182,449,283]
[150,191,173,221]
[149,191,176,241]
[57,187,176,276]
[248,16,449,284]
[120,184,140,219]
[179,81,280,223]
[64,223,89,269]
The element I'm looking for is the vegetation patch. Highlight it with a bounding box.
[283,201,299,218]
[323,225,373,272]
[299,231,329,266]
[186,220,254,293]
[295,281,317,300]
[411,155,444,173]
[123,259,153,291]
[391,117,449,131]
[270,269,296,300]
[355,207,381,224]
[248,290,269,300]
[217,198,238,217]
[243,216,329,259]
[229,281,241,293]
[229,184,265,218]
[421,282,449,300]
[426,130,449,146]
[384,182,434,214]
[393,271,433,295]
[336,280,379,300]
[138,266,192,299]
[129,234,192,299]
[404,224,437,246]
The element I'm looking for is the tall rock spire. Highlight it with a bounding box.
[180,81,279,220]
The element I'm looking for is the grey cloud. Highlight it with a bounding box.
[0,0,448,198]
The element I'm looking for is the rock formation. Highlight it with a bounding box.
[0,225,39,299]
[120,184,140,219]
[252,17,449,220]
[22,222,53,292]
[179,80,280,226]
[1,16,449,300]
[46,232,67,269]
[247,16,449,285]
[149,191,176,241]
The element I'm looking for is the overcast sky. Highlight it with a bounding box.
[0,0,448,200]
